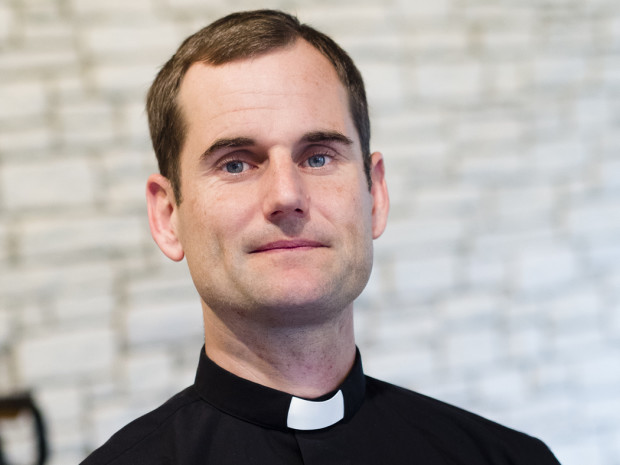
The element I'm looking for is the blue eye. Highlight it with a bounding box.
[224,160,245,173]
[307,154,326,168]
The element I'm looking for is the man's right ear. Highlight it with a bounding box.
[146,174,185,262]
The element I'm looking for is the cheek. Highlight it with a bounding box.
[324,183,373,235]
[185,187,256,248]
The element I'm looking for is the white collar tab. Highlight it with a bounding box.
[286,390,345,430]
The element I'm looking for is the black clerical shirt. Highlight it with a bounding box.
[81,347,561,464]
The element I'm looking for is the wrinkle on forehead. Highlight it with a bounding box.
[177,40,356,155]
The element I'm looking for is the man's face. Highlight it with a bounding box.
[152,39,388,327]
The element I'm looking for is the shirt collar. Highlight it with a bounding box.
[193,346,366,431]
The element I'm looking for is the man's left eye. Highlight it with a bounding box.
[306,154,328,168]
[223,160,247,173]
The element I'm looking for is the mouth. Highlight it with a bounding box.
[250,239,327,253]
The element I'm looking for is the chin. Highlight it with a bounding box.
[251,283,358,321]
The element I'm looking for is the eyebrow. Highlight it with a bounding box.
[199,130,354,161]
[199,137,255,161]
[300,130,354,146]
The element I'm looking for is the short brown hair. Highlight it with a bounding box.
[146,9,371,203]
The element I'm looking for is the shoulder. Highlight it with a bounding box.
[80,385,201,465]
[363,376,560,464]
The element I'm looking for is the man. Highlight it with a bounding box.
[82,10,560,464]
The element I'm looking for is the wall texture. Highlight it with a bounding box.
[1,0,619,464]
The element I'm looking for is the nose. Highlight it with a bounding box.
[262,155,309,222]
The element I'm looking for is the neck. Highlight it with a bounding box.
[201,302,356,399]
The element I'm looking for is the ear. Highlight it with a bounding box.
[369,152,389,239]
[146,174,185,261]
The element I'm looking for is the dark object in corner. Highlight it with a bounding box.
[0,392,48,465]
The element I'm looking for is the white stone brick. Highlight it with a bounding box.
[90,400,140,448]
[489,61,525,95]
[296,4,392,38]
[16,327,116,383]
[13,303,49,331]
[363,345,436,389]
[480,23,534,52]
[551,326,604,358]
[126,302,203,347]
[473,367,528,406]
[506,326,546,362]
[0,309,11,348]
[414,60,483,101]
[495,203,555,230]
[464,255,507,288]
[1,158,96,210]
[361,62,406,111]
[57,98,114,129]
[597,158,620,191]
[454,113,523,144]
[18,215,144,264]
[393,0,450,17]
[0,221,8,268]
[0,355,13,391]
[162,0,222,8]
[0,125,54,154]
[529,102,571,138]
[69,0,154,16]
[471,228,557,260]
[379,217,465,253]
[574,350,620,393]
[37,385,82,423]
[81,22,178,58]
[0,81,47,120]
[567,196,620,240]
[533,55,588,88]
[530,137,588,179]
[443,327,503,371]
[574,94,613,131]
[0,2,16,44]
[0,413,36,465]
[0,262,114,309]
[495,185,555,219]
[127,266,196,308]
[48,451,85,465]
[544,19,594,51]
[373,307,438,347]
[406,23,468,55]
[124,349,173,393]
[22,17,74,44]
[91,61,159,96]
[99,150,157,212]
[48,75,86,102]
[513,244,580,294]
[116,101,152,148]
[394,254,457,300]
[58,104,117,148]
[381,142,449,196]
[458,151,528,184]
[552,439,605,465]
[413,185,483,216]
[0,48,80,78]
[438,291,506,325]
[53,285,115,324]
[18,0,61,17]
[600,52,620,84]
[545,286,603,329]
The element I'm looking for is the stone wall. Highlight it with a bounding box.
[1,1,619,464]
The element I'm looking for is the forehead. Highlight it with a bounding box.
[177,40,357,149]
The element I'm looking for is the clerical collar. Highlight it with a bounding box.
[192,346,366,431]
